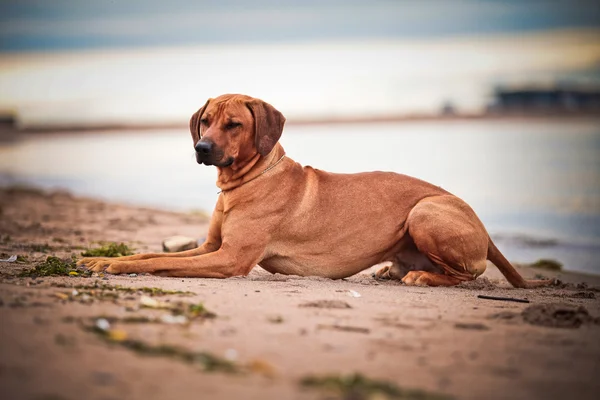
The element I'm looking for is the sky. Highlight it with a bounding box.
[1,0,599,52]
[0,1,599,126]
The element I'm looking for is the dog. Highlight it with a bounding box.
[79,94,551,288]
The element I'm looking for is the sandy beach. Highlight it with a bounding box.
[1,186,599,400]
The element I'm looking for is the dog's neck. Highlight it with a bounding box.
[216,143,286,192]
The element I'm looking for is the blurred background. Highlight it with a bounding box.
[0,0,599,273]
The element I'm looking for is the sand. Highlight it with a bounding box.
[1,187,599,400]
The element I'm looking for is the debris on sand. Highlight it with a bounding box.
[530,259,562,271]
[454,323,489,331]
[95,318,111,331]
[522,303,599,329]
[53,281,194,296]
[138,298,216,321]
[457,277,497,291]
[47,282,196,306]
[477,295,529,304]
[19,256,91,277]
[317,324,370,334]
[1,253,29,264]
[487,311,520,321]
[86,324,238,373]
[569,291,596,299]
[300,373,454,400]
[139,295,172,309]
[247,359,277,378]
[300,300,352,309]
[185,302,216,319]
[267,315,284,323]
[160,314,189,325]
[81,242,135,257]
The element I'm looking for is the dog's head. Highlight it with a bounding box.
[190,94,286,168]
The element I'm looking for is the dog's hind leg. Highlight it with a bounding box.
[373,235,442,281]
[401,270,463,286]
[373,261,407,280]
[402,195,489,287]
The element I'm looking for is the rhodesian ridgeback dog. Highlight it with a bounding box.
[79,94,551,288]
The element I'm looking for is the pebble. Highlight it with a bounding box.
[160,314,188,325]
[95,318,110,331]
[129,273,137,277]
[225,348,238,361]
[162,236,197,252]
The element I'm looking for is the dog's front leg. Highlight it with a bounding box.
[80,197,226,271]
[82,240,220,272]
[99,246,264,278]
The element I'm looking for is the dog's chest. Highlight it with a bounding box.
[258,252,343,277]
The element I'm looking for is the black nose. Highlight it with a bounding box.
[195,141,213,155]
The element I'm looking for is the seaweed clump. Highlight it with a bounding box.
[81,242,135,257]
[530,259,562,271]
[185,302,217,319]
[300,373,453,400]
[19,256,90,277]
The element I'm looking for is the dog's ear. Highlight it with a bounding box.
[246,99,286,156]
[190,98,211,141]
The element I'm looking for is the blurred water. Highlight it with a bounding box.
[2,30,598,127]
[1,119,599,274]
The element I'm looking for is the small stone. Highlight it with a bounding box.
[95,318,110,331]
[129,273,137,277]
[162,236,197,253]
[224,348,238,361]
[160,314,188,325]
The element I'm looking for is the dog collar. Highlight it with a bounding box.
[218,154,286,194]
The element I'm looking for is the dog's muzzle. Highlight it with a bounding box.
[194,140,233,167]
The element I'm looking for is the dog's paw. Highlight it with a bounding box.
[373,265,391,280]
[401,271,429,286]
[78,257,127,273]
[89,259,114,273]
[77,257,108,267]
[104,261,126,274]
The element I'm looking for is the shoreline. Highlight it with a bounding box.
[1,112,600,137]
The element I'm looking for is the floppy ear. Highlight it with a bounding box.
[246,99,286,156]
[189,98,211,141]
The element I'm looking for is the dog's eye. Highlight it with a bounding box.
[225,121,241,130]
[200,118,209,125]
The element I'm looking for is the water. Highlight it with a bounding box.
[1,119,599,274]
[2,30,598,127]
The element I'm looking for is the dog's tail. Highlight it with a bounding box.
[487,236,553,288]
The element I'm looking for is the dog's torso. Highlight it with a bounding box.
[219,149,448,278]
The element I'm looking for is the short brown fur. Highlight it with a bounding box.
[80,94,552,288]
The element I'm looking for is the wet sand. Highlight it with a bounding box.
[1,187,599,400]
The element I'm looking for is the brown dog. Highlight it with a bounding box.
[79,94,551,288]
